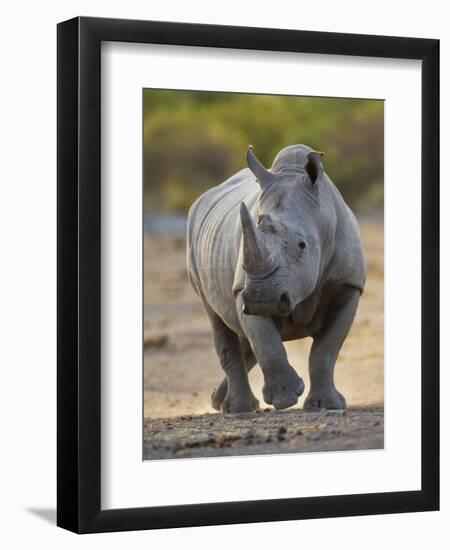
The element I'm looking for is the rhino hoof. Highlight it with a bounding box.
[303,388,346,411]
[263,370,305,410]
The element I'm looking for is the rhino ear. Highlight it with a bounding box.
[306,151,324,186]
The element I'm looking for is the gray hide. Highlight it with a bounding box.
[187,144,366,412]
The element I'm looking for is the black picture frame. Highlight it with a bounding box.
[57,16,439,533]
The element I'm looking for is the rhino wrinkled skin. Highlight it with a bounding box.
[187,144,366,413]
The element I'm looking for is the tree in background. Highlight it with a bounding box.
[144,90,383,213]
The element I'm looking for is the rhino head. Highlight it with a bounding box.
[240,145,333,317]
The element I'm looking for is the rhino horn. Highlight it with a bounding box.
[240,202,276,275]
[247,146,273,190]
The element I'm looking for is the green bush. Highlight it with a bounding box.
[143,90,383,213]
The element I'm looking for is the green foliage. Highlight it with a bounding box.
[143,89,383,213]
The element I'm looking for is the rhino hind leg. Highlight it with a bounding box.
[211,337,257,411]
[304,287,360,411]
[206,310,259,413]
[210,383,227,411]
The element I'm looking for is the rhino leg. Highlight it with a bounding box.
[237,294,304,410]
[304,287,360,411]
[211,338,257,411]
[206,309,259,413]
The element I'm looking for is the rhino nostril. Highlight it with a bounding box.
[279,292,292,313]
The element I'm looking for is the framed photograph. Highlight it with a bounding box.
[57,16,439,533]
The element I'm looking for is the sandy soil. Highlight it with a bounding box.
[144,407,383,459]
[143,219,384,459]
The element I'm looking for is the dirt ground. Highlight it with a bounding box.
[143,219,384,459]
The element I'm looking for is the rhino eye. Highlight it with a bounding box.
[298,241,306,250]
[258,215,276,233]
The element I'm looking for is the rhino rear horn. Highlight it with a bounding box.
[240,202,276,276]
[247,146,273,190]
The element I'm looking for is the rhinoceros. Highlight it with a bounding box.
[187,144,365,413]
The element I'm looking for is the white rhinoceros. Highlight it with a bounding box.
[187,144,366,413]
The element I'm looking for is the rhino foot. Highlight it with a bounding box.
[211,382,259,413]
[303,388,346,411]
[211,380,228,411]
[222,391,259,414]
[263,367,304,410]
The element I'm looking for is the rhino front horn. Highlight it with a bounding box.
[240,202,276,276]
[247,146,273,190]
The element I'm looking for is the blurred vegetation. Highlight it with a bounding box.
[143,90,383,213]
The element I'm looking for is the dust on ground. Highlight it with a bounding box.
[144,407,383,459]
[143,218,384,459]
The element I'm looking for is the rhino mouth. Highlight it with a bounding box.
[242,290,292,317]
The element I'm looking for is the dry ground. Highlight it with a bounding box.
[143,219,384,459]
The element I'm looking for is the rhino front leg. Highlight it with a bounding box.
[304,287,360,411]
[237,295,304,410]
[211,337,257,411]
[207,310,259,413]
